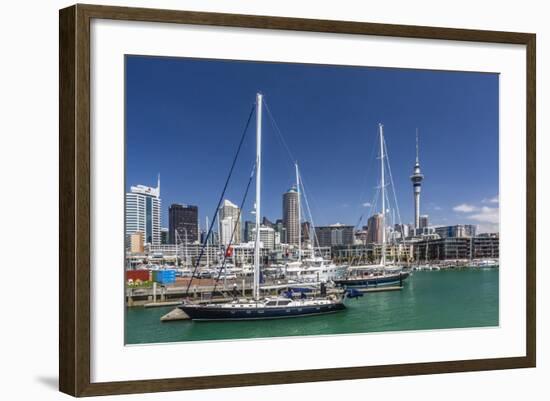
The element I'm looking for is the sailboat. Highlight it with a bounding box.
[178,93,346,321]
[283,164,348,284]
[174,229,195,278]
[334,123,410,288]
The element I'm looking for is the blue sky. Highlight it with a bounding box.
[126,56,499,233]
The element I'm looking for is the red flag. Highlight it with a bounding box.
[225,246,233,257]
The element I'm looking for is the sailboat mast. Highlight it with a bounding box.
[296,162,301,262]
[253,93,263,300]
[205,216,209,268]
[175,229,179,267]
[379,123,386,268]
[184,229,189,268]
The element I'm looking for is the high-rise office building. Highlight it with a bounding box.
[315,224,354,247]
[274,219,287,244]
[301,221,311,243]
[210,231,220,246]
[356,225,369,244]
[366,214,383,244]
[244,220,255,243]
[220,217,240,246]
[160,227,169,244]
[169,203,199,244]
[262,216,274,228]
[419,215,429,229]
[394,223,410,239]
[435,224,477,239]
[283,186,299,245]
[125,177,161,246]
[219,199,241,245]
[251,225,276,250]
[200,229,208,245]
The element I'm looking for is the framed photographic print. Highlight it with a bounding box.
[59,4,536,397]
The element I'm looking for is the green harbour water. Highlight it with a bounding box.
[125,269,499,345]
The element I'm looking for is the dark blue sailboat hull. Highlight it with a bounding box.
[178,302,346,321]
[334,271,410,288]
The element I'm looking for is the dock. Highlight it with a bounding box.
[144,301,181,308]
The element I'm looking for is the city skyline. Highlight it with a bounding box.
[126,56,499,233]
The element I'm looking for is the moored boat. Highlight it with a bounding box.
[178,93,346,321]
[335,270,409,288]
[180,295,345,321]
[471,258,499,268]
[335,124,410,289]
[284,256,347,283]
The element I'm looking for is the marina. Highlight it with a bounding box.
[123,64,501,342]
[125,268,499,344]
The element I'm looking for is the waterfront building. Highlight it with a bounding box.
[435,224,477,239]
[410,131,424,229]
[477,232,499,238]
[283,186,300,245]
[315,224,354,247]
[147,242,331,266]
[414,237,468,261]
[366,214,383,244]
[168,203,199,245]
[471,236,499,259]
[231,243,271,265]
[303,246,331,260]
[413,236,499,261]
[332,243,414,264]
[125,177,161,246]
[148,243,221,266]
[219,199,241,244]
[262,245,330,262]
[414,226,435,237]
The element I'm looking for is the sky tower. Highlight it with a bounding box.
[410,129,424,230]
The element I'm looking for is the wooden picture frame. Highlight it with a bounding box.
[59,3,536,397]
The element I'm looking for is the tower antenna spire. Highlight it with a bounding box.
[415,128,419,165]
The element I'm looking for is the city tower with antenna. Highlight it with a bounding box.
[410,129,424,231]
